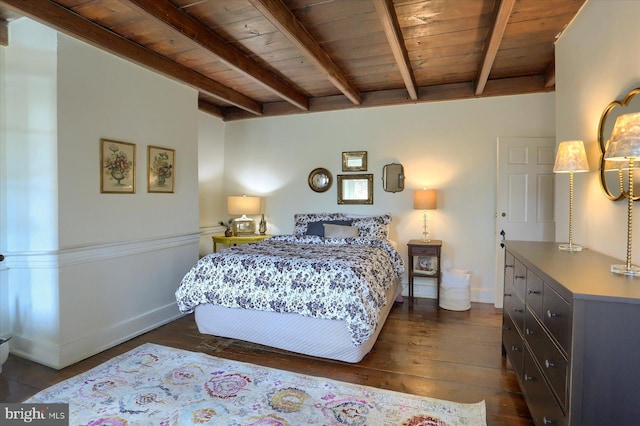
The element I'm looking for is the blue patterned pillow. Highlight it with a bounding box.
[293,213,349,236]
[350,214,392,239]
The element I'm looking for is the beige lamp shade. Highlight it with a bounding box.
[605,112,640,161]
[553,140,589,173]
[414,189,437,210]
[227,195,261,216]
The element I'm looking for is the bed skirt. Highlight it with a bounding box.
[194,277,401,363]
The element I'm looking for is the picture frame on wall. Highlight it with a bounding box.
[148,146,175,193]
[342,151,367,172]
[414,255,437,275]
[100,138,136,194]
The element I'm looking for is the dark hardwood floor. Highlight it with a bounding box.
[0,298,532,425]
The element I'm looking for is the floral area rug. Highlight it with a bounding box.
[25,343,486,425]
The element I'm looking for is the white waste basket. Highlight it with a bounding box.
[440,269,471,311]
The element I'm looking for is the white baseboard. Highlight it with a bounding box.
[10,303,185,369]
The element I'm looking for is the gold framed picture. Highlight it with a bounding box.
[148,146,175,193]
[414,256,437,275]
[100,138,135,194]
[342,151,367,172]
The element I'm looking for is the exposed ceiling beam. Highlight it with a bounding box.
[374,0,417,101]
[0,0,263,116]
[0,19,7,46]
[225,74,553,121]
[249,0,361,105]
[128,0,308,111]
[475,0,516,95]
[198,98,225,119]
[544,58,556,88]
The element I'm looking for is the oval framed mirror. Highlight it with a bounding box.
[598,87,640,201]
[308,167,332,193]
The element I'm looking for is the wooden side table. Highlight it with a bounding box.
[407,239,442,304]
[212,234,272,252]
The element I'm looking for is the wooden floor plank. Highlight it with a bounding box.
[0,298,533,425]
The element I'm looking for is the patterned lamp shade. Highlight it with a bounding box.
[553,140,589,173]
[605,112,640,161]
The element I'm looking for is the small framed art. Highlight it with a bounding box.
[101,138,135,194]
[148,146,175,193]
[414,256,437,275]
[342,151,367,172]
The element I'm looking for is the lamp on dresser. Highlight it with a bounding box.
[553,140,589,251]
[228,195,261,236]
[413,189,437,242]
[604,112,640,275]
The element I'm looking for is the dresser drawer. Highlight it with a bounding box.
[505,251,515,283]
[504,280,525,334]
[410,245,439,256]
[523,350,567,426]
[503,309,524,377]
[513,259,527,297]
[525,308,569,409]
[526,270,544,320]
[543,284,572,353]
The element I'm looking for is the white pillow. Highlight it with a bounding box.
[324,224,359,238]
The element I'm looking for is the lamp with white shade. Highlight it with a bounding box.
[553,140,589,251]
[414,189,437,242]
[604,112,640,275]
[227,195,261,235]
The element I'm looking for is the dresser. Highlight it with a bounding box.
[503,241,640,426]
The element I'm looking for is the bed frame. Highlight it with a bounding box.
[194,277,401,363]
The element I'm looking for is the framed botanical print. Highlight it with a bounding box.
[100,139,135,194]
[148,146,175,193]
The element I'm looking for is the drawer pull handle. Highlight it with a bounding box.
[525,328,534,335]
[511,346,520,352]
[505,264,514,268]
[504,292,512,297]
[515,275,525,279]
[528,289,541,295]
[543,416,554,424]
[545,360,555,368]
[547,310,558,318]
[514,308,523,313]
[524,374,533,381]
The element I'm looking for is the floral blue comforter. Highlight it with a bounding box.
[176,235,405,345]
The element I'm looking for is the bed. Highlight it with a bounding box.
[175,213,405,363]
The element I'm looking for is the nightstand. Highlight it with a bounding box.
[212,234,272,252]
[407,239,442,304]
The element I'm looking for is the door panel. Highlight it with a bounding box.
[495,137,556,307]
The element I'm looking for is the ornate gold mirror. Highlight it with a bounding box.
[337,174,373,204]
[308,167,332,193]
[342,151,367,172]
[599,87,640,201]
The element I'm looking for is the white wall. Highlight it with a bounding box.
[1,19,201,368]
[555,0,640,262]
[223,93,556,302]
[197,112,226,256]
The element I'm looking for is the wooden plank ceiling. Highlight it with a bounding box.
[0,0,585,121]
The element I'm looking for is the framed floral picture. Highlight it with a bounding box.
[148,146,175,193]
[100,139,136,194]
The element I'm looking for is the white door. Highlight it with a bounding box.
[495,137,556,307]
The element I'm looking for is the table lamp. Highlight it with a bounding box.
[553,140,589,251]
[414,189,437,242]
[604,112,640,275]
[228,195,261,235]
